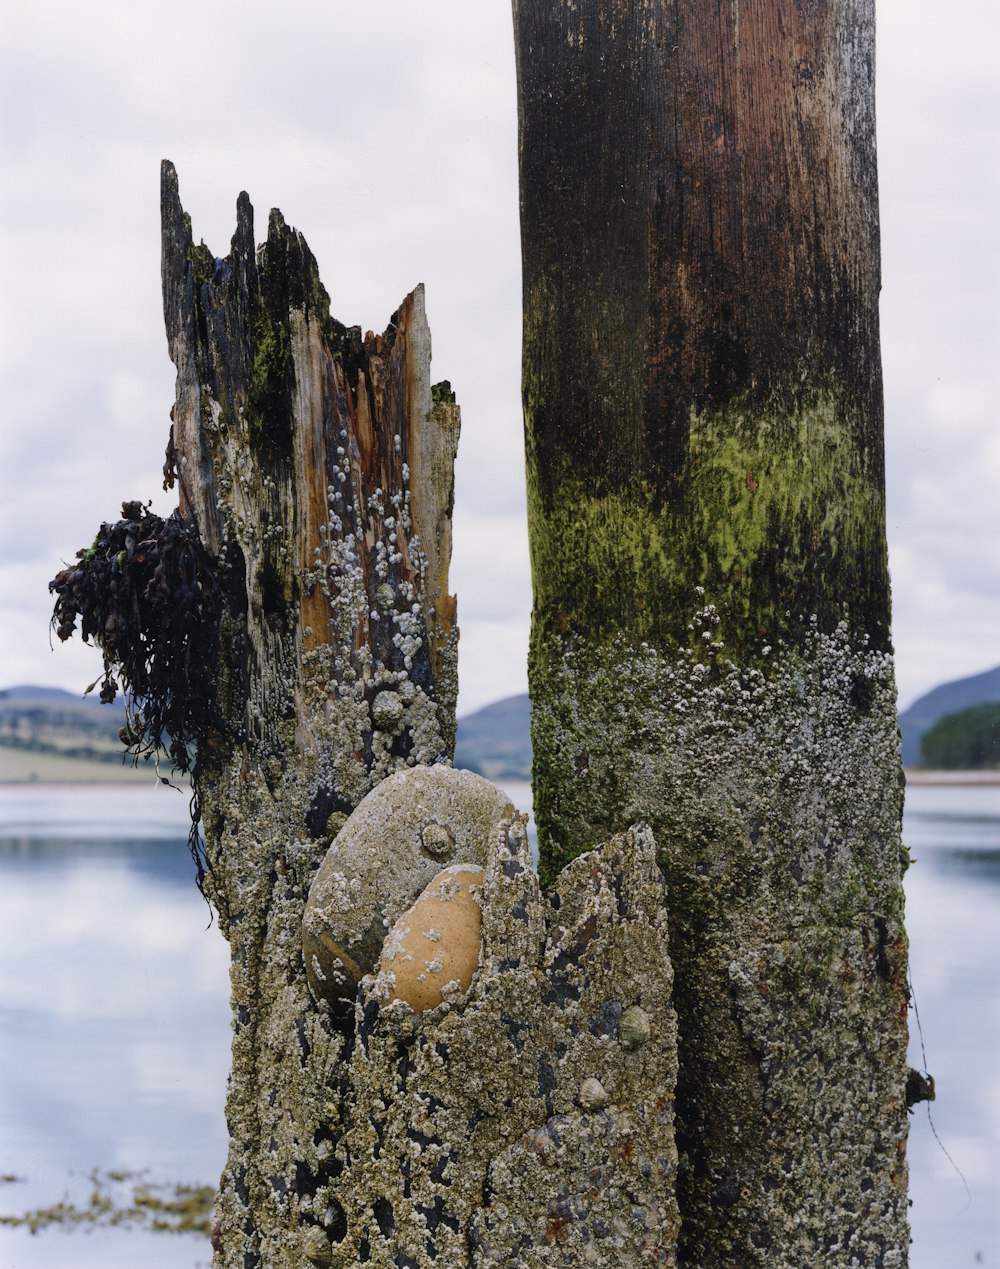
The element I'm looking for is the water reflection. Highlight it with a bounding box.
[0,782,997,1267]
[927,847,1000,884]
[0,787,228,1269]
[903,784,1000,1267]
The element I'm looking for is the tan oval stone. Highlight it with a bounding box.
[376,863,485,1012]
[302,766,512,1006]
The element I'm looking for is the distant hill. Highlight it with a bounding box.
[0,684,147,783]
[6,661,1000,783]
[919,702,1000,770]
[898,664,1000,766]
[454,694,531,782]
[0,684,125,743]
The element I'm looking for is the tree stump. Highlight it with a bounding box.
[156,164,678,1267]
[161,161,465,1264]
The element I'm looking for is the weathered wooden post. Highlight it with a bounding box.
[513,0,910,1263]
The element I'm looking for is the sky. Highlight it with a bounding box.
[0,0,996,717]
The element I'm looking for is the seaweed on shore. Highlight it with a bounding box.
[0,1167,213,1237]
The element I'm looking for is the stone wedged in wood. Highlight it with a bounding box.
[376,861,486,1012]
[302,765,514,1005]
[333,818,679,1267]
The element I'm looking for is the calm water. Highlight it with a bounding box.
[0,781,997,1267]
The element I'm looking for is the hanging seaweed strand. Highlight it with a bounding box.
[49,499,221,886]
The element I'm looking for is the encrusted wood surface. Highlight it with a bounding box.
[338,818,678,1268]
[162,159,460,803]
[160,163,678,1268]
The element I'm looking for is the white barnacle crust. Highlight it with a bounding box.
[528,603,910,1264]
[160,173,475,1268]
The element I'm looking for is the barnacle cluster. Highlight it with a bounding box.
[48,500,220,776]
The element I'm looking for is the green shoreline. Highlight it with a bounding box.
[1,754,995,789]
[903,768,1000,786]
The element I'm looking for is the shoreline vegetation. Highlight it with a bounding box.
[0,686,190,787]
[904,769,1000,786]
[0,749,188,785]
[1,726,995,787]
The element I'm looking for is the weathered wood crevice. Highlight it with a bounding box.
[162,162,459,782]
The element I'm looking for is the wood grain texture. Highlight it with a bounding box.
[515,0,889,654]
[514,4,910,1264]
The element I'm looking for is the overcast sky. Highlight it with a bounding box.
[1,0,996,716]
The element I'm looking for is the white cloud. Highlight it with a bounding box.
[889,542,1000,709]
[1,0,997,715]
[455,617,530,718]
[877,0,1000,701]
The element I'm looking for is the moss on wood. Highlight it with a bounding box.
[154,164,465,1266]
[528,616,909,1263]
[526,378,890,660]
